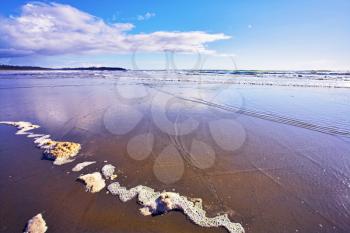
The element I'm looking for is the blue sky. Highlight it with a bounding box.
[0,0,349,70]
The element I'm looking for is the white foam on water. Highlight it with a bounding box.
[101,164,117,180]
[33,135,52,148]
[27,133,46,138]
[72,161,96,172]
[24,213,48,233]
[108,182,244,233]
[0,121,40,135]
[0,121,81,165]
[1,120,245,233]
[78,172,106,193]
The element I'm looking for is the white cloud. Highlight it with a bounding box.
[0,2,230,57]
[137,12,155,21]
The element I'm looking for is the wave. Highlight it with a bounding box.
[1,70,350,88]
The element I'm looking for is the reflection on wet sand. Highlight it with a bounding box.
[0,71,350,233]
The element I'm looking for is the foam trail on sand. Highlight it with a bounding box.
[0,121,245,233]
[72,161,96,172]
[108,182,244,233]
[78,172,106,193]
[24,213,48,233]
[101,164,118,180]
[0,121,40,135]
[0,121,81,165]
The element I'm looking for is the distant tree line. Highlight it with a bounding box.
[0,64,126,71]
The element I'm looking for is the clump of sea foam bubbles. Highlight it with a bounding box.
[108,182,244,233]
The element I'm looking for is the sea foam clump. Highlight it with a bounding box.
[101,164,117,180]
[78,172,106,193]
[0,121,40,135]
[24,213,48,233]
[0,121,81,165]
[72,161,96,172]
[108,182,244,233]
[42,140,81,165]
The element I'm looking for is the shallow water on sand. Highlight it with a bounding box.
[1,71,350,233]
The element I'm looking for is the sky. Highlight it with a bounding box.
[0,0,349,70]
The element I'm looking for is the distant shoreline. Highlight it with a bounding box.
[1,65,349,73]
[0,65,127,71]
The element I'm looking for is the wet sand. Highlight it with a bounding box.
[1,71,350,233]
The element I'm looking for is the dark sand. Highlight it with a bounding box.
[1,71,350,233]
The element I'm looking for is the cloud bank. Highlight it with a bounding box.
[0,2,230,58]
